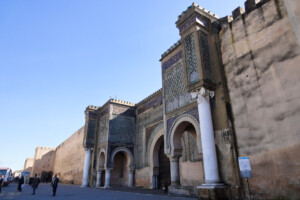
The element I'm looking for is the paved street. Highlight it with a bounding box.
[0,183,197,200]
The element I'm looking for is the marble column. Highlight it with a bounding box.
[128,171,134,187]
[81,148,91,187]
[191,87,220,185]
[96,170,102,187]
[104,168,111,188]
[169,156,180,186]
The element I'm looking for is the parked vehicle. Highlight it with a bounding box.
[0,167,13,186]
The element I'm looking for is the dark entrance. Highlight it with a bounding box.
[158,142,171,188]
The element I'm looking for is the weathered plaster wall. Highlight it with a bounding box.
[283,0,300,46]
[31,147,55,177]
[179,161,203,186]
[220,0,300,198]
[53,127,85,185]
[135,167,150,188]
[23,158,34,175]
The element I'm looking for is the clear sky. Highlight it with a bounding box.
[0,0,245,171]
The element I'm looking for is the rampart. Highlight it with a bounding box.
[220,0,300,198]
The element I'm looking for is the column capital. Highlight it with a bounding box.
[85,147,93,151]
[168,155,180,162]
[191,87,215,103]
[105,168,112,172]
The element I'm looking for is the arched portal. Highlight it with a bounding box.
[149,130,171,189]
[169,114,204,187]
[110,147,134,187]
[96,149,106,187]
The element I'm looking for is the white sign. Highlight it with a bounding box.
[238,157,252,178]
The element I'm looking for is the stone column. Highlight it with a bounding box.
[169,156,180,186]
[82,148,91,187]
[191,87,220,185]
[96,170,102,187]
[104,168,111,188]
[128,171,134,187]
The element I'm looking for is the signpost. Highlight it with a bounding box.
[238,157,252,200]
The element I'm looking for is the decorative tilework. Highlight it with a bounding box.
[138,95,163,114]
[164,60,193,113]
[184,34,200,84]
[198,31,213,81]
[109,115,135,144]
[163,51,182,71]
[98,115,109,144]
[135,105,163,169]
[166,108,199,151]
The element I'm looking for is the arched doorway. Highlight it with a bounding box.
[169,114,203,187]
[158,141,170,189]
[149,130,171,189]
[109,147,134,187]
[111,152,129,186]
[96,150,106,187]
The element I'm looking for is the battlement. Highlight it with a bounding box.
[177,2,218,22]
[224,0,271,23]
[136,88,162,106]
[87,105,100,110]
[161,40,181,60]
[109,98,135,106]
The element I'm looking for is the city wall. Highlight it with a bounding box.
[220,0,300,198]
[23,158,34,175]
[53,127,85,185]
[31,147,55,177]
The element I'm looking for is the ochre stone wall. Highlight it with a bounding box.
[53,127,85,185]
[220,0,300,199]
[31,147,55,177]
[23,158,34,175]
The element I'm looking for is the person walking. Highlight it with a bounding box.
[51,175,59,196]
[17,175,24,192]
[31,174,39,195]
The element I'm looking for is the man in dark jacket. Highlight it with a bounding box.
[31,174,39,195]
[51,175,59,196]
[17,176,24,192]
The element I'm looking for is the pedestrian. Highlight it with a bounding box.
[0,177,3,193]
[51,174,59,196]
[17,175,24,192]
[31,174,39,195]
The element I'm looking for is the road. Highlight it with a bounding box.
[0,183,197,200]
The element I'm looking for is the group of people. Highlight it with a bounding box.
[17,174,59,196]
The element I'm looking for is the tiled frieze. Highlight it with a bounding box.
[163,50,182,71]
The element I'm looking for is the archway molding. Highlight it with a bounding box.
[110,147,134,171]
[149,129,164,189]
[97,148,106,171]
[169,114,201,156]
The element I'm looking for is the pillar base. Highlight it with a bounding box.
[169,185,198,197]
[104,186,111,189]
[197,184,230,200]
[81,185,88,188]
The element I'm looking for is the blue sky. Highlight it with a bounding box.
[0,0,245,171]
